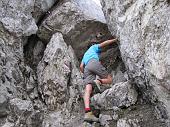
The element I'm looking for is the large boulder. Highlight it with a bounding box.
[37,0,113,60]
[33,0,59,22]
[0,0,38,36]
[0,23,27,109]
[117,118,140,127]
[0,0,46,126]
[37,32,71,110]
[2,98,43,127]
[91,81,138,110]
[101,0,170,124]
[37,32,84,126]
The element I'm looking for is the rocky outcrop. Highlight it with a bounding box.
[0,0,38,37]
[37,33,80,110]
[37,33,84,126]
[2,98,43,127]
[33,0,58,22]
[37,0,114,60]
[0,0,57,126]
[101,0,170,125]
[1,0,169,126]
[0,23,26,121]
[91,81,137,110]
[117,118,140,127]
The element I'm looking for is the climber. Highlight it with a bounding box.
[80,38,118,122]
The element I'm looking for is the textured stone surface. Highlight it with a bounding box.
[101,0,170,124]
[37,0,114,60]
[1,0,170,126]
[38,0,106,40]
[0,0,38,36]
[37,32,84,126]
[91,81,137,110]
[42,109,83,127]
[33,0,58,22]
[0,23,27,114]
[4,98,44,127]
[37,33,71,110]
[6,98,33,126]
[117,118,140,127]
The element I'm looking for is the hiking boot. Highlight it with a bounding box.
[92,80,102,93]
[84,111,99,122]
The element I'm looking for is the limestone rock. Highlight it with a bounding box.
[117,118,140,127]
[33,0,58,22]
[42,109,83,127]
[33,40,46,67]
[37,32,84,111]
[0,1,40,124]
[38,0,113,60]
[9,98,33,114]
[38,32,84,127]
[0,22,27,105]
[91,81,138,110]
[101,0,170,123]
[0,0,38,36]
[7,98,33,126]
[0,95,9,117]
[37,32,71,110]
[68,46,84,95]
[99,114,113,127]
[4,98,44,127]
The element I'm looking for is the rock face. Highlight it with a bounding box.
[0,0,57,126]
[0,23,26,124]
[117,118,140,127]
[1,0,169,126]
[37,33,84,126]
[101,0,170,125]
[37,33,72,110]
[33,0,58,22]
[91,81,137,110]
[37,0,113,60]
[37,32,84,110]
[0,0,38,36]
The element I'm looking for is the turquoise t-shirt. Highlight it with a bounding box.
[81,44,101,66]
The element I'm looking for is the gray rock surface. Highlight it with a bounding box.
[91,81,137,110]
[0,0,38,36]
[1,0,169,126]
[37,33,84,126]
[5,98,34,127]
[37,32,72,110]
[117,118,140,127]
[37,0,113,60]
[33,0,58,22]
[0,23,27,118]
[4,98,44,127]
[101,0,170,125]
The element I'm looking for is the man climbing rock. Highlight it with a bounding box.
[80,38,118,122]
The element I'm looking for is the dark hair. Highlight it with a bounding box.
[168,0,170,4]
[87,42,97,49]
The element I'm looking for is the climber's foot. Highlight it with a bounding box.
[84,111,99,122]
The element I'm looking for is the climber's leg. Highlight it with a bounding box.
[83,63,99,122]
[84,84,92,110]
[83,83,99,122]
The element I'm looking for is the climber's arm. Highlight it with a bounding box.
[80,62,84,73]
[99,38,118,48]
